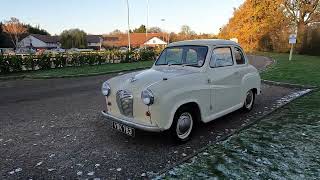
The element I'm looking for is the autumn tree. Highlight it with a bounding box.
[283,0,320,52]
[2,17,27,49]
[219,0,290,52]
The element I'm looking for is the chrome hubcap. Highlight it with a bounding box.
[245,91,254,109]
[176,112,193,139]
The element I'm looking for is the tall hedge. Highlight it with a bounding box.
[0,49,158,74]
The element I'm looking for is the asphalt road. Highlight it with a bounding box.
[0,56,299,179]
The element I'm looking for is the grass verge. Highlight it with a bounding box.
[260,52,320,86]
[0,60,154,79]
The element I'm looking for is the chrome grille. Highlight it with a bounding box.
[116,90,133,117]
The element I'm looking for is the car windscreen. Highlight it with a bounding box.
[155,46,208,67]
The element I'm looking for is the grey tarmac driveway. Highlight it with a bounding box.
[0,56,299,179]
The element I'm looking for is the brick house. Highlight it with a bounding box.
[103,33,168,48]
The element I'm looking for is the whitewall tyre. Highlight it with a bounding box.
[170,107,194,142]
[242,89,255,112]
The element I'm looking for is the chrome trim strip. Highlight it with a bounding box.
[101,110,162,132]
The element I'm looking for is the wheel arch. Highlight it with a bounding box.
[168,101,202,129]
[241,72,261,100]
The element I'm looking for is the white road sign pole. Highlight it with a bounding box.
[289,34,297,61]
[289,43,294,61]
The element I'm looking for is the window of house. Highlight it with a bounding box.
[210,47,233,68]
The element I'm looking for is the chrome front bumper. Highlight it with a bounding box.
[101,110,162,132]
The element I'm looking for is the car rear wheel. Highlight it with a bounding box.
[170,107,194,142]
[242,89,255,112]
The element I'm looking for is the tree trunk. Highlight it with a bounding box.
[296,22,307,54]
[15,36,18,49]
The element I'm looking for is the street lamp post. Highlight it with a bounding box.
[126,0,131,51]
[161,18,166,44]
[145,0,149,49]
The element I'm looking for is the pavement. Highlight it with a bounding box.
[0,56,301,179]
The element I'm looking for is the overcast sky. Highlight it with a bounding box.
[0,0,244,35]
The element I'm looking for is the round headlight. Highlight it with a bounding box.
[141,89,154,106]
[102,81,111,96]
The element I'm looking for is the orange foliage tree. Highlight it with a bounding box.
[219,0,290,52]
[2,17,27,49]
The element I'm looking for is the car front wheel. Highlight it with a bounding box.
[170,107,194,142]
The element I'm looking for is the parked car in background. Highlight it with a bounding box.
[119,47,128,53]
[101,39,261,142]
[15,48,36,55]
[0,48,15,55]
[133,47,144,53]
[52,48,66,53]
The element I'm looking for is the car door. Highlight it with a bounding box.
[207,46,241,116]
[233,46,248,102]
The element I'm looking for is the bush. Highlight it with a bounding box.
[0,56,10,74]
[121,51,133,63]
[140,49,156,61]
[8,56,23,72]
[37,54,52,70]
[70,54,80,66]
[54,54,67,68]
[78,54,87,66]
[88,54,96,65]
[0,49,157,74]
[24,55,37,70]
[96,54,103,65]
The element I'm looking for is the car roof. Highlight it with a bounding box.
[168,39,239,47]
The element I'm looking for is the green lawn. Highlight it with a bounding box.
[0,60,154,79]
[161,53,320,179]
[260,52,320,86]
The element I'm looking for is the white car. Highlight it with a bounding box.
[119,47,129,53]
[101,39,261,141]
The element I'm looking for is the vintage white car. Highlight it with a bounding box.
[101,39,261,141]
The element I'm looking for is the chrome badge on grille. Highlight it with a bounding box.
[116,90,134,117]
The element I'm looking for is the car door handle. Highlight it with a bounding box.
[207,79,211,84]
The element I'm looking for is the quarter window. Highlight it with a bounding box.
[210,47,233,68]
[234,47,246,65]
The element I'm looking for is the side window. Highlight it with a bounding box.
[210,47,233,68]
[234,47,246,65]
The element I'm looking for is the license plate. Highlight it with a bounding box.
[112,122,135,137]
